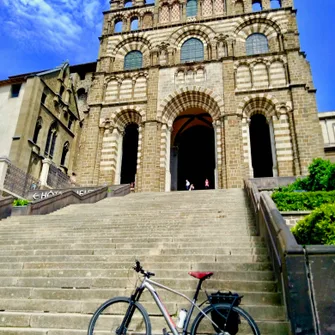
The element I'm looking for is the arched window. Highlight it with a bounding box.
[235,0,244,14]
[270,0,281,9]
[124,0,132,7]
[246,33,268,55]
[59,86,65,98]
[60,142,69,166]
[186,0,197,17]
[77,88,87,102]
[114,19,123,33]
[45,122,58,158]
[33,117,43,144]
[252,0,262,11]
[124,51,143,70]
[130,17,139,31]
[181,38,204,63]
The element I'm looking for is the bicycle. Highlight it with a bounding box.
[87,260,260,335]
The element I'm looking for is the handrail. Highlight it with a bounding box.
[244,178,316,334]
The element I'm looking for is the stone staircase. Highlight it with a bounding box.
[0,189,289,334]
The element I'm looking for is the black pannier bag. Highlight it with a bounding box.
[209,291,242,335]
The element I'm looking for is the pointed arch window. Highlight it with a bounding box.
[60,142,70,166]
[186,0,197,17]
[181,38,204,63]
[124,51,143,70]
[33,117,43,144]
[114,19,123,33]
[45,122,58,158]
[246,33,268,55]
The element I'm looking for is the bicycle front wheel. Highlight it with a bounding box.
[191,303,260,335]
[88,296,151,335]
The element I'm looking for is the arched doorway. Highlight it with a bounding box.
[170,109,215,190]
[120,123,139,184]
[249,114,273,177]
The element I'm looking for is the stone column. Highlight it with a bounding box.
[140,121,161,192]
[114,132,124,184]
[40,158,52,188]
[0,157,10,191]
[269,117,278,177]
[164,126,172,192]
[245,118,254,178]
[287,110,301,175]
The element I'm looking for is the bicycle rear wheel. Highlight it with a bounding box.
[87,296,151,335]
[191,303,260,335]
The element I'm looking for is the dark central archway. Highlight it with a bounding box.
[120,123,139,184]
[249,114,273,177]
[170,110,215,190]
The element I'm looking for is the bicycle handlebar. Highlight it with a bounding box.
[133,260,155,278]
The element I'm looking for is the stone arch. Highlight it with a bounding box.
[111,34,153,57]
[158,87,224,126]
[169,24,216,47]
[125,9,142,19]
[114,110,143,131]
[233,16,283,41]
[142,11,154,28]
[112,106,146,129]
[237,94,280,119]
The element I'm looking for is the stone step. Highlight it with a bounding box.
[0,189,289,334]
[0,241,266,251]
[0,287,282,305]
[0,277,277,292]
[0,299,285,320]
[0,247,268,257]
[0,261,273,271]
[0,232,258,240]
[0,254,270,263]
[0,236,264,246]
[0,269,274,281]
[0,312,289,334]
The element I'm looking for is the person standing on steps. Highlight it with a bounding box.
[205,178,209,189]
[186,179,190,190]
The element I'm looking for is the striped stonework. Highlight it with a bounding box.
[158,88,224,126]
[273,114,293,163]
[252,62,269,88]
[269,61,287,87]
[236,64,252,90]
[76,0,325,191]
[105,79,119,102]
[120,79,133,100]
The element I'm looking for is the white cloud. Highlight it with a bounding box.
[1,0,105,58]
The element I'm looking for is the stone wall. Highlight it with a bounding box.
[74,1,325,192]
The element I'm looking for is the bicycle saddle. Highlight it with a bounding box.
[188,271,213,280]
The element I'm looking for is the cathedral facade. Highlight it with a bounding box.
[73,0,325,192]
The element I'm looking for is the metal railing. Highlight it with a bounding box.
[4,162,40,197]
[47,164,73,188]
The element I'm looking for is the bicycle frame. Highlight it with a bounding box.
[133,276,221,335]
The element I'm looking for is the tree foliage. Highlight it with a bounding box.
[292,204,335,245]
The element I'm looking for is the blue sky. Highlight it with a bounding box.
[0,0,334,112]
